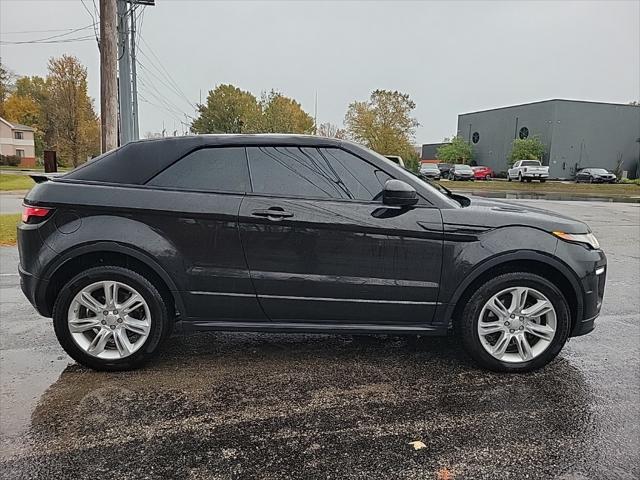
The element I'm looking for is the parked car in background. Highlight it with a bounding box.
[448,164,475,181]
[437,163,453,177]
[384,155,405,169]
[419,163,441,180]
[575,168,617,184]
[472,166,494,180]
[18,135,606,373]
[507,160,549,183]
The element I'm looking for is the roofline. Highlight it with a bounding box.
[459,98,640,116]
[0,117,13,129]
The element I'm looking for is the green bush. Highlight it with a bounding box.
[621,178,640,185]
[0,155,21,167]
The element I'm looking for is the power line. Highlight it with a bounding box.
[137,36,196,110]
[0,24,96,43]
[0,35,96,45]
[80,0,100,45]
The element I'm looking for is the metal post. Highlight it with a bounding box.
[130,3,139,140]
[117,0,132,145]
[100,0,118,152]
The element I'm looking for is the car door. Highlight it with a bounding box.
[238,146,443,325]
[144,146,266,322]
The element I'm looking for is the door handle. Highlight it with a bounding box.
[251,208,293,220]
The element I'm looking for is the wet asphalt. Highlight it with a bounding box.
[0,199,638,480]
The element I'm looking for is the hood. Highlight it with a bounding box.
[440,196,590,234]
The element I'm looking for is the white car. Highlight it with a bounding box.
[507,160,549,183]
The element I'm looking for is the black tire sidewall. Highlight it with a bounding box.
[52,266,168,371]
[458,272,571,372]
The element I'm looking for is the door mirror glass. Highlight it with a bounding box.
[382,179,418,206]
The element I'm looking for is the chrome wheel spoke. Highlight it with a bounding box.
[522,299,553,318]
[491,332,512,359]
[478,321,505,336]
[510,287,528,313]
[486,297,509,319]
[525,322,555,341]
[123,316,150,336]
[119,294,144,315]
[103,282,117,307]
[113,329,133,357]
[69,317,102,333]
[78,291,104,314]
[87,329,111,356]
[514,334,534,361]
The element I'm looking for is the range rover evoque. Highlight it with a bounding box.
[18,135,607,372]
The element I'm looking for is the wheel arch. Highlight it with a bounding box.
[40,242,185,319]
[446,251,583,334]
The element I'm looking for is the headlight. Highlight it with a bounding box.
[553,231,600,249]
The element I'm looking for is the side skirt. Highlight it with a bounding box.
[180,320,449,336]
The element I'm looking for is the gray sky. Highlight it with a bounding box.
[1,0,639,143]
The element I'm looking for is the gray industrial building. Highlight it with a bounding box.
[455,99,640,178]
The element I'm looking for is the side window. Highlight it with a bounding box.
[246,146,391,201]
[312,148,391,200]
[147,147,250,193]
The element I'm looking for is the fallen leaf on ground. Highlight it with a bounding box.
[408,440,426,450]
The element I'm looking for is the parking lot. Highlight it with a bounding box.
[0,199,638,479]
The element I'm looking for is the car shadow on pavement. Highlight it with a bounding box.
[0,332,607,480]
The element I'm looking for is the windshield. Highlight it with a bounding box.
[420,164,439,171]
[590,169,609,174]
[455,164,473,171]
[521,160,541,166]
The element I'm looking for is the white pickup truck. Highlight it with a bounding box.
[507,160,549,182]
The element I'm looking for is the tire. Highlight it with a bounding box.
[485,175,491,181]
[456,272,571,373]
[540,179,546,183]
[52,266,171,371]
[526,178,532,183]
[519,173,524,182]
[507,176,512,182]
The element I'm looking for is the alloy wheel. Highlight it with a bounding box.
[67,281,152,359]
[477,286,557,363]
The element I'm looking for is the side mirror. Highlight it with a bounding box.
[383,179,418,206]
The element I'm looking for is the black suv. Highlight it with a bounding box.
[18,135,606,372]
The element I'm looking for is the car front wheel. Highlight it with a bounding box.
[52,266,171,371]
[457,272,571,372]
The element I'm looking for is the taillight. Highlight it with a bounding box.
[22,205,52,224]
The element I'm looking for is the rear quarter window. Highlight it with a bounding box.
[146,147,250,193]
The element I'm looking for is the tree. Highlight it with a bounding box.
[47,55,100,167]
[344,89,419,162]
[317,122,346,139]
[191,84,261,134]
[508,136,545,166]
[259,90,314,134]
[0,62,16,117]
[436,136,473,164]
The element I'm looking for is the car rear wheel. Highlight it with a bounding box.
[52,266,171,371]
[518,173,524,182]
[485,174,491,180]
[457,272,570,372]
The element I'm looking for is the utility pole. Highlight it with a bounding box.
[130,4,139,140]
[117,0,132,145]
[100,0,118,152]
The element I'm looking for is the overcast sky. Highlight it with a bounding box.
[1,0,639,143]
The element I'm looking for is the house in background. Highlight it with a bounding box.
[0,116,36,168]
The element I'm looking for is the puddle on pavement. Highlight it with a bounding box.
[3,332,636,479]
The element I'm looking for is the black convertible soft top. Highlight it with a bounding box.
[63,134,346,185]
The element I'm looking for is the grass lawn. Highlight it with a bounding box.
[441,180,640,197]
[0,214,21,246]
[0,174,35,191]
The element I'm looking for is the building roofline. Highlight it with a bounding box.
[0,116,14,129]
[459,99,639,116]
